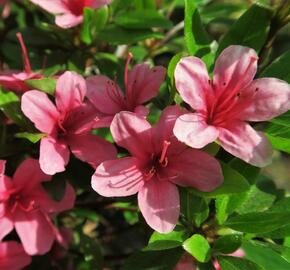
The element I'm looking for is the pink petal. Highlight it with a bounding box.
[174,56,211,111]
[110,112,153,159]
[63,101,98,134]
[173,113,219,148]
[152,105,186,151]
[55,71,86,113]
[21,90,59,134]
[68,133,117,168]
[168,148,223,192]
[0,176,13,197]
[13,158,51,191]
[92,157,144,197]
[32,183,75,214]
[86,75,124,115]
[127,64,166,105]
[55,13,83,28]
[14,209,55,255]
[218,121,273,167]
[0,241,31,270]
[138,179,180,233]
[29,0,68,13]
[39,137,70,175]
[241,78,290,121]
[0,216,13,241]
[134,105,150,118]
[213,45,258,95]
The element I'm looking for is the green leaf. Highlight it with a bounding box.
[184,0,211,55]
[81,7,109,44]
[260,49,290,83]
[0,88,29,127]
[213,234,242,254]
[98,25,163,45]
[180,188,209,227]
[25,78,56,95]
[217,256,264,270]
[243,241,290,270]
[69,208,100,223]
[225,212,290,233]
[270,111,290,128]
[121,248,183,270]
[115,10,172,29]
[15,132,45,143]
[216,4,273,56]
[192,163,250,198]
[183,234,211,263]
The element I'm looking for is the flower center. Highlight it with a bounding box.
[144,140,171,181]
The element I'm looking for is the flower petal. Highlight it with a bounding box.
[90,0,112,9]
[173,113,219,148]
[127,64,166,105]
[14,209,55,255]
[86,75,124,115]
[0,241,31,270]
[138,180,179,233]
[213,45,258,95]
[13,158,51,191]
[55,71,86,112]
[68,133,117,168]
[32,183,75,214]
[92,157,144,197]
[0,216,13,241]
[168,148,223,192]
[29,0,68,13]
[175,56,211,111]
[218,121,273,167]
[21,90,59,134]
[241,78,290,121]
[55,13,83,28]
[39,137,70,175]
[111,112,153,158]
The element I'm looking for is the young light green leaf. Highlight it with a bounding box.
[25,78,56,95]
[183,234,211,263]
[15,132,45,143]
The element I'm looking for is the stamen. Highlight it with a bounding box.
[16,32,32,74]
[124,52,133,106]
[159,140,171,165]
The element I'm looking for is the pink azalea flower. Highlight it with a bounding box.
[30,0,112,29]
[174,254,196,270]
[0,241,31,270]
[91,106,223,233]
[0,0,11,18]
[173,45,290,167]
[21,71,117,175]
[0,159,76,255]
[86,53,167,127]
[0,33,42,93]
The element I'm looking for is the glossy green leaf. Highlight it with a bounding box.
[217,256,264,270]
[115,10,172,29]
[260,49,290,83]
[213,234,242,254]
[225,212,290,233]
[216,4,273,56]
[183,234,211,263]
[98,25,163,45]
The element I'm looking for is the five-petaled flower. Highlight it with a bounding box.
[86,53,166,127]
[0,159,75,255]
[21,71,116,175]
[30,0,112,29]
[91,106,223,233]
[0,241,31,270]
[173,45,290,167]
[0,33,42,93]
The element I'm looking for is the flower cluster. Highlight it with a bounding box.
[1,1,290,269]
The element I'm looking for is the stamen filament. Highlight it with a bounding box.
[16,32,32,74]
[159,140,171,164]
